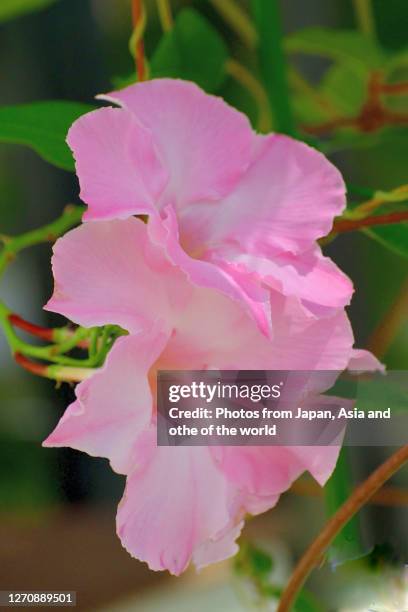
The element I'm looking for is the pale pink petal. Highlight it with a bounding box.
[289,444,342,487]
[66,107,168,221]
[211,446,305,497]
[211,397,344,500]
[43,332,168,474]
[207,134,346,254]
[284,394,351,486]
[159,287,273,371]
[348,349,385,373]
[193,521,243,570]
[45,218,191,333]
[240,493,280,516]
[99,79,254,207]
[117,445,235,575]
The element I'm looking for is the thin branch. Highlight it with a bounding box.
[301,72,408,136]
[0,204,84,277]
[210,0,257,49]
[9,314,90,348]
[333,210,408,233]
[367,276,408,359]
[277,445,408,611]
[291,479,408,507]
[9,314,55,342]
[131,0,146,81]
[352,184,408,217]
[226,59,272,132]
[15,353,95,382]
[352,0,377,41]
[156,0,172,32]
[380,81,408,95]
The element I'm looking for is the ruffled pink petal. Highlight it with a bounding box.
[45,218,191,333]
[99,79,254,208]
[43,332,168,474]
[67,107,168,221]
[162,288,354,373]
[117,444,236,575]
[193,521,243,570]
[148,207,272,336]
[267,292,354,370]
[210,245,353,315]
[208,134,346,255]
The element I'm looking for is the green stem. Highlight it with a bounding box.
[0,203,129,379]
[353,0,377,41]
[0,204,84,277]
[156,0,173,32]
[89,327,100,358]
[210,0,257,49]
[252,0,294,135]
[0,300,95,366]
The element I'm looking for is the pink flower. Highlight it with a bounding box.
[66,79,353,335]
[43,218,375,574]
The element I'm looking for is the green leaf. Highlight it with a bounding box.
[386,47,408,73]
[0,0,57,23]
[150,8,228,92]
[0,101,95,171]
[247,545,274,576]
[320,60,368,116]
[292,590,324,612]
[285,27,387,69]
[364,223,408,258]
[291,90,328,125]
[356,374,408,413]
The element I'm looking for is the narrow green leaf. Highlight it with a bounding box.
[252,0,295,135]
[0,101,95,171]
[324,449,369,566]
[364,223,408,258]
[0,0,57,23]
[285,27,387,69]
[150,8,228,92]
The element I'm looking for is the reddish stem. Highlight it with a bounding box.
[277,445,408,611]
[333,210,408,233]
[132,0,145,81]
[380,81,408,94]
[14,353,48,377]
[9,314,55,342]
[301,71,408,135]
[8,313,89,348]
[301,116,357,136]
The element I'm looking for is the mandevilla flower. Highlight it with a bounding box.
[66,78,353,335]
[43,218,378,574]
